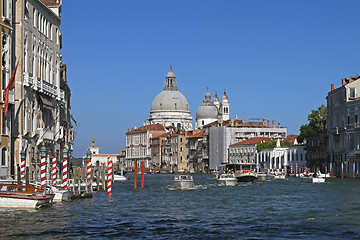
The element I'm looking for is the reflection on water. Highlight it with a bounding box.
[1,174,360,239]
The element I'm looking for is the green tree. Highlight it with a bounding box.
[297,104,327,143]
[257,141,291,151]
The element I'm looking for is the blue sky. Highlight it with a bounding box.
[61,0,360,157]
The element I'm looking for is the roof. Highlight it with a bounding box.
[127,123,166,134]
[230,137,272,146]
[40,0,61,6]
[187,130,204,139]
[152,132,171,139]
[92,154,120,157]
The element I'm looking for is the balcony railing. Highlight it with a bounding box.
[23,73,34,87]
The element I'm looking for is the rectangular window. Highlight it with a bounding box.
[350,88,356,99]
[2,112,6,135]
[2,0,8,19]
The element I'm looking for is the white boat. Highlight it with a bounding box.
[218,173,237,186]
[173,175,194,190]
[300,174,325,183]
[0,183,52,209]
[235,170,258,182]
[114,174,128,181]
[49,186,72,202]
[274,174,286,179]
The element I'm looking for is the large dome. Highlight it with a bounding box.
[151,90,190,113]
[148,67,193,131]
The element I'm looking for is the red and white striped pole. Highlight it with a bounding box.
[107,156,112,195]
[86,148,92,192]
[20,149,26,183]
[52,157,57,186]
[40,143,46,189]
[63,147,68,190]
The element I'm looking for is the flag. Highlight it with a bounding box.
[4,61,19,117]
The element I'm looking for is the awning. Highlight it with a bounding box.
[38,93,54,109]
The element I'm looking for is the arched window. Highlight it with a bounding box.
[180,156,183,163]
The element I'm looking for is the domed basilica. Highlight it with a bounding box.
[148,67,193,130]
[148,67,230,131]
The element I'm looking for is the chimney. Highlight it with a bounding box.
[331,84,335,91]
[342,79,346,86]
[278,122,281,128]
[272,120,276,128]
[267,120,270,127]
[230,119,235,126]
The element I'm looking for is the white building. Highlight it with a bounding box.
[258,143,307,173]
[148,66,193,131]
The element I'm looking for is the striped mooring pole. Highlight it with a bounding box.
[107,156,112,195]
[40,143,46,190]
[86,147,92,192]
[52,157,57,185]
[20,148,26,183]
[63,147,68,190]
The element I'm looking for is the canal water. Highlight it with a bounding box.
[1,174,360,239]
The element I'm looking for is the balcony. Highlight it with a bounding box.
[37,128,54,141]
[23,73,34,87]
[40,79,57,97]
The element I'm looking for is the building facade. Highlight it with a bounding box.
[10,0,73,182]
[207,119,287,170]
[125,123,167,169]
[327,75,360,177]
[0,0,14,177]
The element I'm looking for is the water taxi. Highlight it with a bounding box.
[218,173,237,186]
[0,183,52,209]
[173,175,194,190]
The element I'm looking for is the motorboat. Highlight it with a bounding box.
[173,175,194,190]
[274,174,286,179]
[0,183,52,209]
[256,172,272,181]
[300,173,325,183]
[218,173,238,186]
[113,174,128,181]
[234,170,258,182]
[49,185,72,202]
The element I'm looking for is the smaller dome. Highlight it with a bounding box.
[205,88,211,100]
[166,71,175,78]
[196,104,218,120]
[166,65,175,78]
[222,91,228,101]
[213,93,219,103]
[196,89,218,120]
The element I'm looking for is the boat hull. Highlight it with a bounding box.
[0,192,51,209]
[300,177,325,183]
[173,180,194,190]
[235,171,258,182]
[218,179,237,186]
